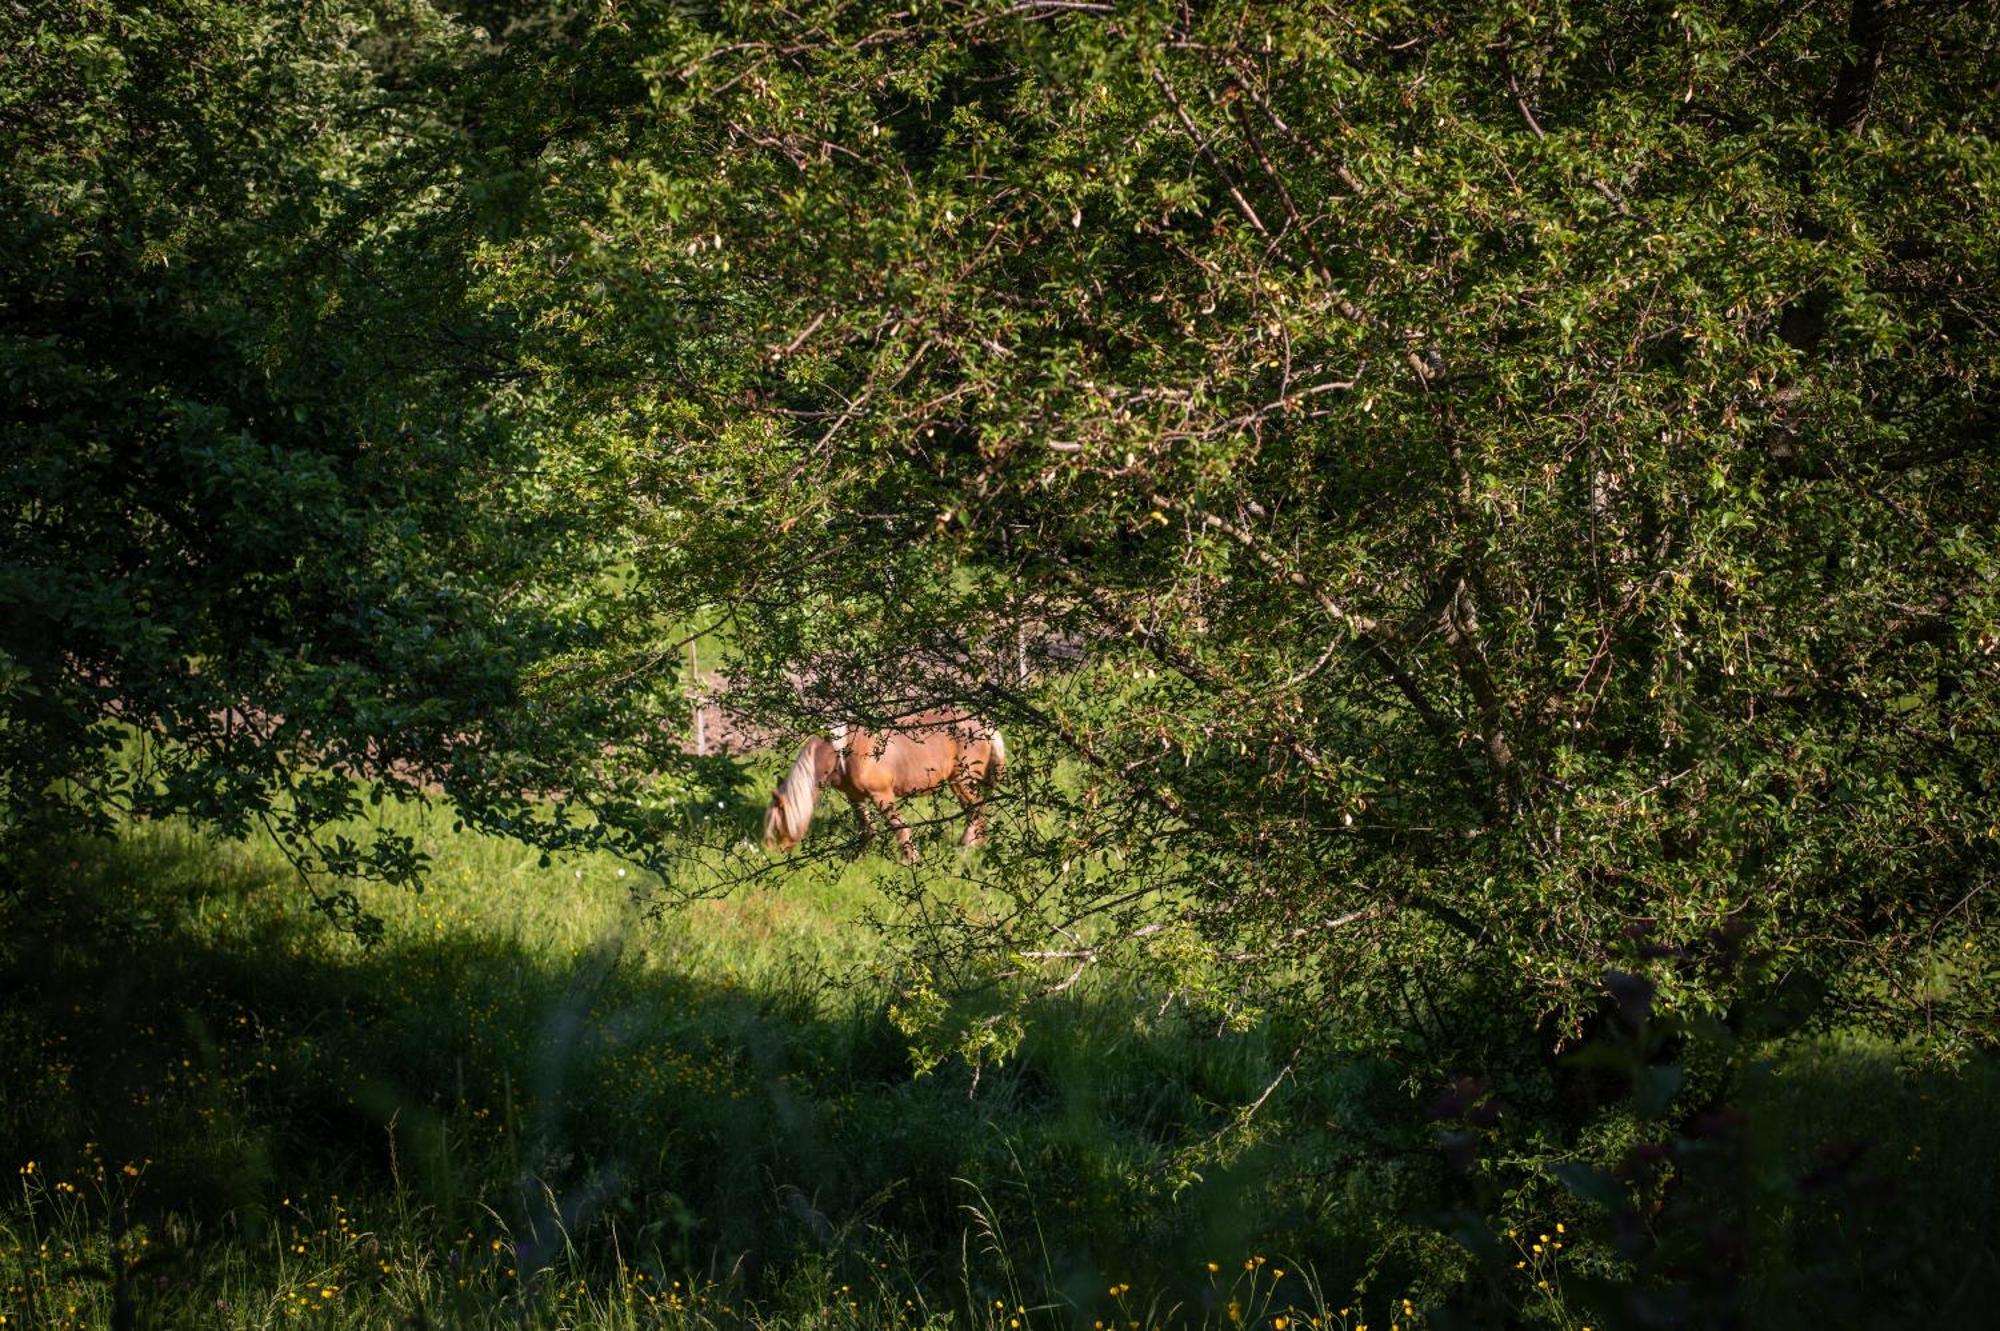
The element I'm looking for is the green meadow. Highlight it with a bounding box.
[0,786,1335,1330]
[4,782,1996,1329]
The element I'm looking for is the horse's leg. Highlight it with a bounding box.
[874,794,917,864]
[844,789,875,855]
[949,777,986,846]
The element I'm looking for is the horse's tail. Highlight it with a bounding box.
[764,740,825,850]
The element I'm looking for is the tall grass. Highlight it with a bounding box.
[2,789,1996,1328]
[0,796,1373,1328]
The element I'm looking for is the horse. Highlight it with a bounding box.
[762,711,1006,863]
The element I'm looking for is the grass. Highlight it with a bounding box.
[2,784,1997,1328]
[0,793,1372,1329]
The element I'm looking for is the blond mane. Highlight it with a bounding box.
[763,740,824,847]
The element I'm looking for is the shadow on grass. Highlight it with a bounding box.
[1732,1040,2000,1329]
[0,826,1383,1326]
[4,827,1998,1328]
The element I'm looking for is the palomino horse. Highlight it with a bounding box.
[762,711,1005,863]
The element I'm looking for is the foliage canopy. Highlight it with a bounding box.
[6,0,1998,1072]
[439,0,2000,1060]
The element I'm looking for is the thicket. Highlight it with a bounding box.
[4,1,1998,1326]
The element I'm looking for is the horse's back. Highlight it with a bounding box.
[854,710,1000,796]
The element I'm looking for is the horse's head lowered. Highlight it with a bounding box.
[762,736,842,851]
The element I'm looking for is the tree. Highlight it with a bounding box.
[0,0,727,924]
[465,0,2000,1062]
[9,0,1996,1061]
